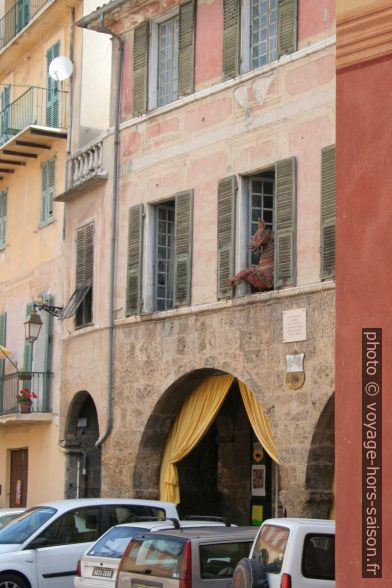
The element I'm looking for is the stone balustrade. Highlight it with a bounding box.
[71,141,104,186]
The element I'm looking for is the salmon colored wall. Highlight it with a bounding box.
[194,0,223,89]
[298,0,335,45]
[336,54,392,585]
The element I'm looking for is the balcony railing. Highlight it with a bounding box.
[0,85,68,146]
[0,0,50,50]
[0,371,52,416]
[72,141,104,186]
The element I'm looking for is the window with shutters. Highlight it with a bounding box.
[75,222,94,328]
[0,86,11,144]
[320,145,336,280]
[223,0,297,78]
[218,158,296,298]
[126,192,193,315]
[133,1,196,116]
[46,42,60,128]
[40,158,55,226]
[0,189,7,247]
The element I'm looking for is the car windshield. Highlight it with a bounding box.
[0,507,56,544]
[88,526,148,558]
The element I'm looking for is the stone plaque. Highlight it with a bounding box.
[283,308,307,343]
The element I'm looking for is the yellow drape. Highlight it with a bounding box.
[238,380,280,464]
[0,345,13,358]
[160,375,281,503]
[159,374,234,503]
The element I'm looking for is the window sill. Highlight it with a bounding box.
[38,218,55,230]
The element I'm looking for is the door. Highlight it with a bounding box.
[46,42,60,128]
[10,449,28,507]
[17,0,29,32]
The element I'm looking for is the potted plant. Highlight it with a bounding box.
[16,387,37,413]
[18,371,32,380]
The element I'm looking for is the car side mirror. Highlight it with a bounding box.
[232,558,269,588]
[28,536,49,549]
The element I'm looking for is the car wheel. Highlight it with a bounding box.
[0,573,29,588]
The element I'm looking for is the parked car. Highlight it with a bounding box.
[0,497,179,588]
[74,517,234,588]
[115,526,258,588]
[246,518,335,588]
[0,508,25,529]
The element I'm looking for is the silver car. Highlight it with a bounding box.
[116,526,258,588]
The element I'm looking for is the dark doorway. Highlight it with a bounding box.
[10,449,28,507]
[177,380,255,525]
[64,392,101,498]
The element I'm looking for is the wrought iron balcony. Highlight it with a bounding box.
[0,371,52,416]
[0,85,68,148]
[0,0,50,50]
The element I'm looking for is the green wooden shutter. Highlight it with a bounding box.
[41,159,55,225]
[133,23,149,116]
[1,86,10,140]
[223,0,240,79]
[179,0,196,97]
[278,0,297,58]
[46,41,60,127]
[76,222,95,287]
[0,312,6,409]
[23,302,34,373]
[0,190,7,246]
[17,0,30,31]
[320,145,336,280]
[174,190,193,307]
[217,176,236,299]
[126,204,144,315]
[274,157,296,288]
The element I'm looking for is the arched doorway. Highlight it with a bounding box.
[303,392,335,518]
[63,391,101,499]
[134,370,279,525]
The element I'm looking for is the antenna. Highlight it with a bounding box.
[48,56,74,81]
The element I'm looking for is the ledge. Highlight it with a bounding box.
[56,171,108,202]
[0,412,53,425]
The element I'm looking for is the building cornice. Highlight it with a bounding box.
[337,0,392,69]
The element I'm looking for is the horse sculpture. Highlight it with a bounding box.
[228,218,274,290]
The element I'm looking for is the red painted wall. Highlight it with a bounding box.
[336,54,392,585]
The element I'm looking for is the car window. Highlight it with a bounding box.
[200,540,254,578]
[120,536,184,578]
[88,526,147,558]
[105,505,166,526]
[252,525,289,574]
[302,534,335,580]
[0,507,56,544]
[36,507,101,547]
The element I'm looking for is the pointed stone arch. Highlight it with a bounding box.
[302,392,335,518]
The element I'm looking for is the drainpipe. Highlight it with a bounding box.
[93,15,124,448]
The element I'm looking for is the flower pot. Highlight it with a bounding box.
[18,372,32,381]
[18,401,32,413]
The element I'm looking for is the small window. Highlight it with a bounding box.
[248,173,274,268]
[249,0,278,70]
[200,540,254,578]
[155,200,176,311]
[105,505,166,528]
[158,15,180,107]
[0,189,7,246]
[302,534,335,580]
[252,524,289,574]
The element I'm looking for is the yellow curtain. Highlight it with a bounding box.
[159,374,234,503]
[238,380,280,464]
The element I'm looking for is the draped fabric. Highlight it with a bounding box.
[238,380,280,464]
[160,374,280,503]
[159,375,234,503]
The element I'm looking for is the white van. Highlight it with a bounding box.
[248,518,335,588]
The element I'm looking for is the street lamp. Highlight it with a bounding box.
[24,308,43,343]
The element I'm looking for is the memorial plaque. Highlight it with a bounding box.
[283,308,307,343]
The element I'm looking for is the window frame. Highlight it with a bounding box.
[40,157,55,228]
[74,221,95,329]
[241,0,278,73]
[149,7,180,111]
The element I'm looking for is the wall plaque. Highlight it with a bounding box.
[283,308,307,343]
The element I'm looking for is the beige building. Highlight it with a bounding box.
[0,0,111,506]
[56,0,336,522]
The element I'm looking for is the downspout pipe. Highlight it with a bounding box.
[93,15,124,447]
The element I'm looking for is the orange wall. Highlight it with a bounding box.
[336,54,392,584]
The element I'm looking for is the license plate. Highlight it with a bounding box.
[92,567,114,578]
